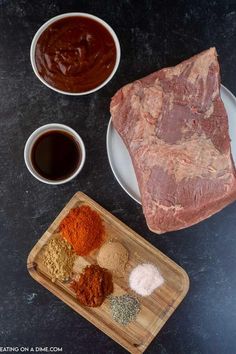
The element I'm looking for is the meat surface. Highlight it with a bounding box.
[110,48,236,234]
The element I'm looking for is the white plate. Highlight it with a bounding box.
[107,85,236,204]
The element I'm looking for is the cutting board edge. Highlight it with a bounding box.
[27,191,190,354]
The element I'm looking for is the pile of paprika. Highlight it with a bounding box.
[60,205,105,256]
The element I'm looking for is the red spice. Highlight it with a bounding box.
[71,265,113,307]
[60,205,105,256]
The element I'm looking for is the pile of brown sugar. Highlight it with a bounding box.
[43,234,76,282]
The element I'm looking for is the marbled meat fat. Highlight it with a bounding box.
[110,48,236,233]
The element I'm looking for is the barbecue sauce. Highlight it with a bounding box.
[35,16,117,92]
[31,131,80,180]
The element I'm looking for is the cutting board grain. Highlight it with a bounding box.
[27,192,189,353]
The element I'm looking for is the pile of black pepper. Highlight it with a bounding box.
[109,294,140,325]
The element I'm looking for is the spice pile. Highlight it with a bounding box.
[60,205,105,255]
[71,264,113,307]
[129,263,164,296]
[110,294,140,325]
[43,234,76,282]
[41,203,165,327]
[43,205,105,283]
[97,241,129,274]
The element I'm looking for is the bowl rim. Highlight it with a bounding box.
[30,12,121,95]
[24,123,86,185]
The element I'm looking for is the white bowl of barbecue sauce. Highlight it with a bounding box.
[24,124,86,185]
[30,13,121,95]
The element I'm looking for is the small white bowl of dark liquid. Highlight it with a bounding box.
[24,123,85,185]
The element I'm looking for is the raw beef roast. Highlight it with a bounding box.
[110,48,236,234]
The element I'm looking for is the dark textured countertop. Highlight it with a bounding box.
[1,0,236,353]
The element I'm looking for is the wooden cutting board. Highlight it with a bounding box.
[27,192,189,353]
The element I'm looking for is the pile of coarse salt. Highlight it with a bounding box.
[129,263,164,296]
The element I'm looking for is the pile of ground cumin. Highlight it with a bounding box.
[43,234,76,282]
[97,241,129,274]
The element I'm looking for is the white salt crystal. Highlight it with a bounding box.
[129,263,164,296]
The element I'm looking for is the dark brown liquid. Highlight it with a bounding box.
[31,130,80,181]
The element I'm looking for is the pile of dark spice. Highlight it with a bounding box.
[71,264,113,307]
[110,294,140,325]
